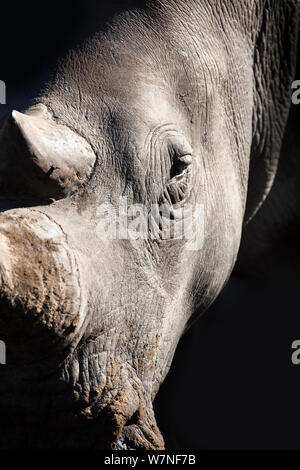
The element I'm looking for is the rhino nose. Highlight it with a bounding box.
[0,104,96,202]
[0,210,81,362]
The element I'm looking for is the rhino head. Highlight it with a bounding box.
[0,1,298,449]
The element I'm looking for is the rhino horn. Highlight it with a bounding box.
[0,104,96,201]
[0,209,82,362]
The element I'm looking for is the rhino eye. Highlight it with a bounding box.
[161,144,193,206]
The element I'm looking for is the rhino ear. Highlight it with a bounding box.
[0,104,96,201]
[245,2,299,224]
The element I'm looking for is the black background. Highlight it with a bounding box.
[1,0,300,450]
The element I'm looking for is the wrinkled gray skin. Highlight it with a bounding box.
[0,0,298,449]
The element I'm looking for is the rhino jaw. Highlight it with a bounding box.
[0,209,82,362]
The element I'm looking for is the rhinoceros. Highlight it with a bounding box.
[0,0,299,450]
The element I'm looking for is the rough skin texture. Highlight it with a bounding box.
[0,0,298,449]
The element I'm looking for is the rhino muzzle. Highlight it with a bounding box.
[0,210,82,362]
[0,105,165,449]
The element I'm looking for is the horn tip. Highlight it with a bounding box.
[11,110,22,121]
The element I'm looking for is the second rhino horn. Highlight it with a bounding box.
[0,104,96,201]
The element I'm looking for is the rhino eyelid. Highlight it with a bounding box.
[177,154,192,165]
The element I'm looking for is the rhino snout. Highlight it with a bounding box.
[0,210,82,362]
